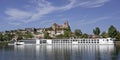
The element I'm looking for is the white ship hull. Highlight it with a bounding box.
[9,38,115,45]
[14,42,25,45]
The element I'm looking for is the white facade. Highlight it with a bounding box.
[47,39,52,44]
[14,42,24,45]
[99,38,114,44]
[13,38,115,45]
[46,38,115,45]
[36,39,40,44]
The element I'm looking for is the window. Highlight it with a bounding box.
[107,39,109,41]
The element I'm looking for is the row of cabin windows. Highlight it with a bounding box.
[52,41,72,43]
[78,41,99,43]
[103,39,110,41]
[52,40,99,42]
[52,42,99,43]
[52,40,99,41]
[52,40,99,43]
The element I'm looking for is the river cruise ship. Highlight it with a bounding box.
[13,38,115,45]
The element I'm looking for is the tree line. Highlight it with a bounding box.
[0,25,120,41]
[54,25,120,40]
[0,31,33,41]
[73,25,120,40]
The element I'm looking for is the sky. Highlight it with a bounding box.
[0,0,120,34]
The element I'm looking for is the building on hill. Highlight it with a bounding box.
[52,21,70,30]
[0,21,71,39]
[46,21,71,38]
[36,28,45,34]
[25,28,36,34]
[34,28,45,39]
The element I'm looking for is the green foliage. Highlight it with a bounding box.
[64,31,70,38]
[63,30,72,38]
[15,31,23,40]
[0,41,8,46]
[17,36,23,40]
[55,34,64,39]
[93,27,100,35]
[1,24,119,40]
[45,27,53,31]
[115,31,120,40]
[81,33,88,38]
[0,33,3,41]
[74,29,82,38]
[44,32,51,39]
[24,32,33,39]
[55,29,72,39]
[108,25,117,38]
[101,31,108,38]
[3,33,13,41]
[64,28,71,31]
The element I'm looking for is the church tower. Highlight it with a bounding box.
[63,21,70,28]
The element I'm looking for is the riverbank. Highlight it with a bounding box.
[0,41,8,46]
[115,41,120,47]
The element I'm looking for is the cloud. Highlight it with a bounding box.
[75,17,110,25]
[9,22,21,26]
[79,0,110,8]
[5,8,32,20]
[4,0,110,25]
[82,17,110,25]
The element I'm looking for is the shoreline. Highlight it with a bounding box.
[0,40,120,46]
[0,41,8,46]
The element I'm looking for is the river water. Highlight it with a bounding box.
[0,45,120,60]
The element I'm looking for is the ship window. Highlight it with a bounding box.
[110,39,112,40]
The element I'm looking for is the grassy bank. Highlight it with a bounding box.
[0,41,8,46]
[115,41,120,47]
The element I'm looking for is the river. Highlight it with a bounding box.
[0,45,120,60]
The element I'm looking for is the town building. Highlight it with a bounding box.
[52,21,70,30]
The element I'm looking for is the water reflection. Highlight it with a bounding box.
[1,45,120,60]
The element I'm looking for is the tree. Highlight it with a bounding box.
[74,29,82,38]
[101,31,108,38]
[24,32,33,39]
[3,33,12,41]
[81,33,88,38]
[15,31,23,40]
[44,32,51,39]
[115,31,120,40]
[0,33,3,41]
[63,30,72,38]
[56,34,64,39]
[108,25,117,38]
[93,27,100,35]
